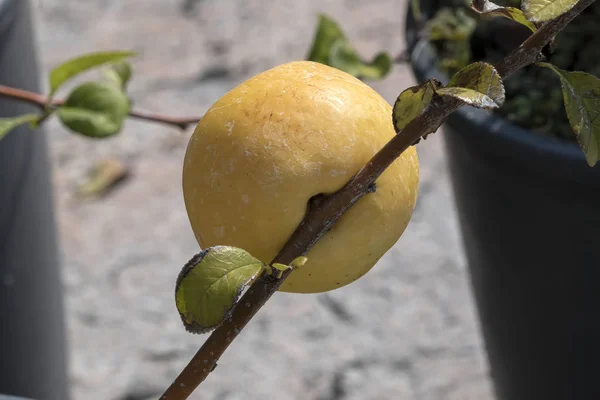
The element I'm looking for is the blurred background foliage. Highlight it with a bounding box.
[418,0,600,142]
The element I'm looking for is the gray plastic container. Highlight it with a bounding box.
[0,1,69,399]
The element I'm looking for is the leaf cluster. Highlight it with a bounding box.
[419,0,600,143]
[305,0,600,166]
[1,51,135,140]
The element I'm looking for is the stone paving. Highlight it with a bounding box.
[31,0,494,398]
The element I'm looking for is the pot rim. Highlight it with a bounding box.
[405,16,590,166]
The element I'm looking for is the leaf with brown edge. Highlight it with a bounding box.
[436,62,505,109]
[392,79,442,141]
[538,62,600,167]
[472,0,537,32]
[175,246,265,334]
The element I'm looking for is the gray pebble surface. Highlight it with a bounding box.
[29,0,494,399]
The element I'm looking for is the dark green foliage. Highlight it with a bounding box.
[422,0,600,142]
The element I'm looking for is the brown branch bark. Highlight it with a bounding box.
[166,1,594,397]
[0,85,201,130]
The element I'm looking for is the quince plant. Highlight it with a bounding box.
[0,0,598,398]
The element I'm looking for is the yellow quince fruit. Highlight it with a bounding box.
[182,61,419,293]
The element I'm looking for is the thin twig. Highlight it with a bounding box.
[158,1,595,397]
[0,85,201,130]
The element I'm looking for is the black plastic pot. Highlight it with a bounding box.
[406,5,600,400]
[0,1,68,399]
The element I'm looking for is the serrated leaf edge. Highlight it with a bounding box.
[175,246,265,335]
[391,78,442,134]
[538,62,600,166]
[521,0,578,23]
[443,62,505,108]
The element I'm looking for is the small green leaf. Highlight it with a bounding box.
[437,62,505,109]
[175,246,265,334]
[329,40,392,80]
[0,114,39,141]
[306,14,345,65]
[521,0,578,22]
[49,50,135,100]
[392,79,442,134]
[538,63,600,166]
[472,0,537,32]
[103,61,133,89]
[57,81,130,138]
[306,14,392,80]
[290,256,308,269]
[267,263,289,279]
[266,257,308,278]
[270,263,289,272]
[355,53,392,80]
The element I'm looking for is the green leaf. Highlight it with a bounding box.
[437,62,505,109]
[175,246,265,334]
[436,87,501,108]
[57,81,130,138]
[521,0,578,22]
[290,256,308,269]
[0,114,39,141]
[265,256,308,279]
[472,0,537,32]
[49,50,135,100]
[329,41,392,80]
[103,61,133,89]
[306,14,392,80]
[267,263,289,279]
[538,63,600,166]
[392,79,442,135]
[306,14,344,65]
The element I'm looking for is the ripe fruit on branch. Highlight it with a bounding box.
[182,61,419,294]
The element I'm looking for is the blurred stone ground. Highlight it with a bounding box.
[30,0,494,399]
